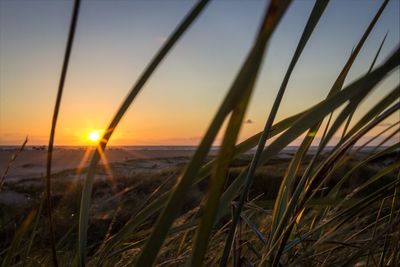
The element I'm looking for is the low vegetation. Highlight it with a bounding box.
[1,0,399,266]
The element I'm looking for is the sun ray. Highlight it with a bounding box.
[96,144,116,189]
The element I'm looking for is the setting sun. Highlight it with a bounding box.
[87,130,101,143]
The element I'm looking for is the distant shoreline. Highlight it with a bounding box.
[0,145,394,152]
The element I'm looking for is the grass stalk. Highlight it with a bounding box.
[45,1,80,266]
[77,1,211,265]
[219,1,330,265]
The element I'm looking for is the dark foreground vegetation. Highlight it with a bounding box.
[1,0,400,266]
[1,151,399,266]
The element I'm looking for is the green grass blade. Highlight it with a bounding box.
[220,48,399,238]
[268,48,398,247]
[136,1,291,265]
[341,31,389,139]
[218,49,399,263]
[77,1,210,265]
[301,102,400,210]
[219,1,330,265]
[355,121,400,153]
[344,85,400,140]
[268,0,390,245]
[94,112,300,264]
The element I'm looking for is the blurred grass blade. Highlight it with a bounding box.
[77,1,210,265]
[191,1,293,264]
[219,1,329,265]
[298,102,400,218]
[1,210,36,267]
[269,1,389,249]
[95,112,301,264]
[219,48,399,244]
[268,49,398,252]
[289,102,400,246]
[218,48,399,264]
[137,1,292,265]
[45,1,80,266]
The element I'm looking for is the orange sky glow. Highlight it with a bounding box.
[0,1,399,146]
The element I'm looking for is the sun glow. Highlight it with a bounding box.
[87,130,102,143]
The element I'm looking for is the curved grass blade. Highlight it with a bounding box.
[341,31,388,139]
[94,112,301,264]
[217,50,399,256]
[355,121,400,153]
[219,1,330,265]
[273,103,400,256]
[306,102,400,204]
[136,1,291,265]
[268,1,390,250]
[328,142,400,198]
[344,85,400,140]
[317,85,400,177]
[190,2,293,263]
[190,86,254,266]
[350,161,400,198]
[76,1,211,265]
[370,127,400,153]
[45,1,80,266]
[216,48,400,264]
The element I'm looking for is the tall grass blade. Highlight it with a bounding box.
[77,1,210,265]
[219,1,329,265]
[328,142,400,198]
[344,85,400,139]
[341,31,388,139]
[45,1,80,266]
[219,48,400,264]
[136,1,292,265]
[95,112,301,264]
[371,127,400,153]
[355,121,400,153]
[219,48,399,245]
[190,1,293,264]
[269,0,390,250]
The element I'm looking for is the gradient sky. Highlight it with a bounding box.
[0,0,399,146]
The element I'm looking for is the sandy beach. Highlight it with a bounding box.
[0,147,200,182]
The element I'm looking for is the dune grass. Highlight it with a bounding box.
[1,0,399,266]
